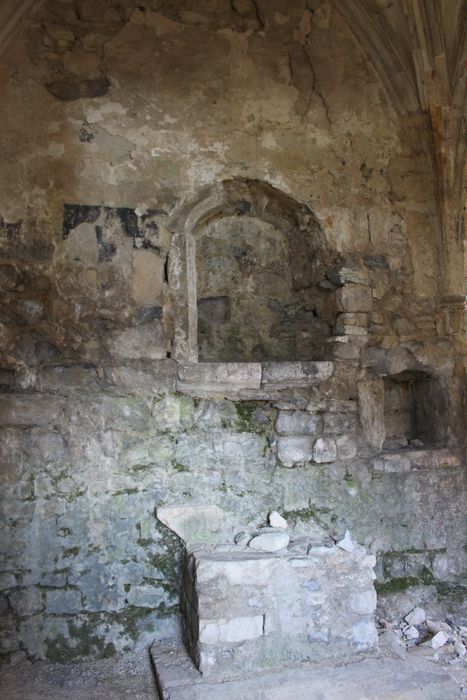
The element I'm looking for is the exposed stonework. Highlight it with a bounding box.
[0,0,465,667]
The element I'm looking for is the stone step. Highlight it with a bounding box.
[150,641,461,700]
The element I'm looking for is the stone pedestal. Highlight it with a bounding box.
[181,540,378,679]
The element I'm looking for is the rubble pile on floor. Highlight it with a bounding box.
[379,606,467,665]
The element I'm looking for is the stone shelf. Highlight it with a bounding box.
[372,448,462,474]
[176,361,334,397]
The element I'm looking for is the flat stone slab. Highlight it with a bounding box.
[176,361,334,397]
[177,362,262,394]
[372,448,462,473]
[261,361,334,388]
[150,640,461,700]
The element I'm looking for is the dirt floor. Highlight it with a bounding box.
[0,638,466,700]
[0,651,157,700]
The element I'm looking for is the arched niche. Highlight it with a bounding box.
[169,178,336,363]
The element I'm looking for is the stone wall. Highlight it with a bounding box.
[0,358,465,660]
[0,0,465,662]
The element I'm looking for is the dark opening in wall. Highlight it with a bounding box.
[193,179,335,363]
[383,371,448,450]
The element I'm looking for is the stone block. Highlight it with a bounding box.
[358,380,384,452]
[348,620,378,649]
[0,395,65,426]
[126,585,167,608]
[195,553,278,587]
[382,454,411,473]
[335,313,369,336]
[372,452,414,473]
[336,434,357,460]
[46,589,82,614]
[261,362,333,388]
[275,411,320,435]
[182,543,378,679]
[323,413,356,434]
[39,365,102,391]
[177,363,261,394]
[152,395,194,431]
[331,262,369,286]
[336,285,373,312]
[328,336,366,360]
[312,437,337,463]
[8,588,43,616]
[199,615,264,645]
[104,361,177,394]
[336,312,368,328]
[106,323,169,360]
[348,590,377,615]
[156,505,235,547]
[94,396,151,432]
[277,436,313,466]
[0,572,16,589]
[337,325,368,337]
[248,531,290,552]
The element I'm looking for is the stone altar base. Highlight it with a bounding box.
[181,540,377,679]
[150,640,461,700]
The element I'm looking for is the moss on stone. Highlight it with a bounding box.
[64,490,86,503]
[375,576,421,594]
[172,461,190,473]
[150,524,182,598]
[235,402,257,431]
[45,623,116,663]
[234,401,269,433]
[112,487,138,496]
[434,581,467,601]
[282,504,331,529]
[114,606,153,641]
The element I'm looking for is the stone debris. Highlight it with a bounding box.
[336,529,354,552]
[378,612,467,667]
[404,606,426,627]
[403,625,419,640]
[268,511,288,529]
[248,530,290,552]
[426,619,453,635]
[431,631,450,650]
[234,531,251,546]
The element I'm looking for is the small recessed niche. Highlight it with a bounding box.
[383,371,448,450]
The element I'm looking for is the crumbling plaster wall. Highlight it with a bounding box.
[0,0,465,662]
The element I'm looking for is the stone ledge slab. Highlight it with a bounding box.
[150,641,460,700]
[261,361,334,388]
[177,361,334,396]
[177,362,262,394]
[372,448,462,473]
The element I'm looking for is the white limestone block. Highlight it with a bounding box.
[248,531,290,552]
[278,436,313,466]
[199,615,264,645]
[312,437,337,463]
[349,590,377,615]
[404,607,426,627]
[403,625,419,640]
[336,530,354,552]
[430,631,449,649]
[268,511,288,529]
